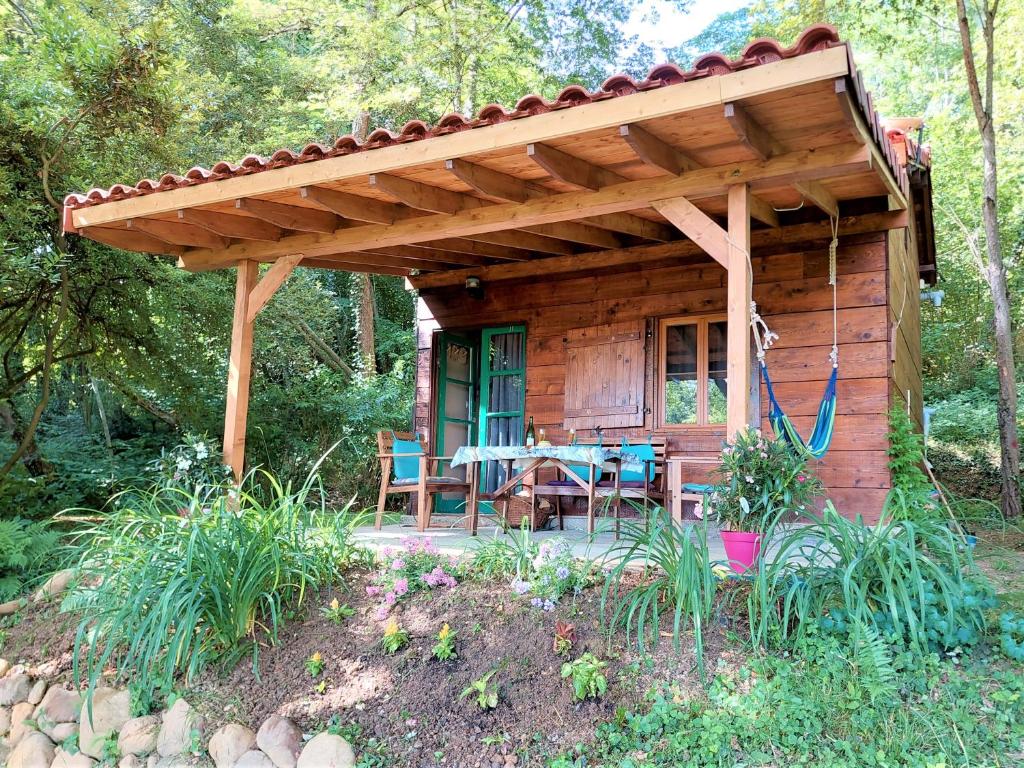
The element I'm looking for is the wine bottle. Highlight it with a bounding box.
[525,416,536,448]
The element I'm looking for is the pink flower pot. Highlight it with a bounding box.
[720,530,762,574]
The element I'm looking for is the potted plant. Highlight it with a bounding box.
[709,428,823,573]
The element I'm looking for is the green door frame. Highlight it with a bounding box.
[434,331,476,514]
[477,325,526,505]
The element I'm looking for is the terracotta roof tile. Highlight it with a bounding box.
[63,24,912,209]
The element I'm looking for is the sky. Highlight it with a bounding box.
[624,0,749,60]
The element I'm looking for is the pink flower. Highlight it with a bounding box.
[391,558,406,571]
[382,547,394,558]
[394,578,409,596]
[385,592,397,605]
[375,605,390,620]
[366,585,382,597]
[797,475,807,483]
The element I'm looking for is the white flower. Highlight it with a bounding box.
[745,475,754,483]
[194,444,209,460]
[176,456,193,471]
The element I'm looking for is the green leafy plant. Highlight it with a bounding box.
[469,519,537,580]
[66,449,367,697]
[561,652,608,701]
[748,503,992,651]
[460,669,499,710]
[380,617,410,655]
[0,518,61,601]
[601,507,716,678]
[305,652,325,678]
[552,621,576,657]
[431,623,457,661]
[710,428,823,533]
[321,598,355,624]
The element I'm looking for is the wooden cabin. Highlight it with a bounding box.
[63,24,936,524]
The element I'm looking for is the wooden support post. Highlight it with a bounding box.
[727,184,753,440]
[223,260,259,481]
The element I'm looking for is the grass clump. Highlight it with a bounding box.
[66,457,366,697]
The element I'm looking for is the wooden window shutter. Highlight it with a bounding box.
[563,320,646,430]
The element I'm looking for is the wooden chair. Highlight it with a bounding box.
[666,456,720,523]
[375,431,470,532]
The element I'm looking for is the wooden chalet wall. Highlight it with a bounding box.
[415,228,914,523]
[888,225,924,429]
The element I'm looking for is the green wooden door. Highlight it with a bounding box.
[477,325,526,497]
[434,333,476,514]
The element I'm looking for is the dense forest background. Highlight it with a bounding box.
[1,0,1021,518]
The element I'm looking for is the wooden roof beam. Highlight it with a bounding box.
[127,218,229,250]
[184,143,870,268]
[444,158,677,242]
[619,121,779,228]
[652,197,729,267]
[178,209,284,241]
[371,172,622,249]
[300,185,412,224]
[79,226,184,256]
[236,198,340,234]
[526,143,625,190]
[373,245,492,267]
[723,102,839,217]
[421,237,537,262]
[246,253,304,323]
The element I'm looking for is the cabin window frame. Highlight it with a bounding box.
[655,313,728,431]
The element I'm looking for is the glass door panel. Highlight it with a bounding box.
[434,333,476,513]
[478,326,526,497]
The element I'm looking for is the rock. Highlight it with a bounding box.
[295,733,355,768]
[0,673,32,706]
[1,705,11,736]
[49,747,97,768]
[235,751,276,768]
[28,680,48,706]
[152,757,191,768]
[35,687,83,724]
[255,716,302,768]
[44,722,78,743]
[10,701,37,746]
[118,715,160,757]
[0,598,22,616]
[119,756,143,768]
[78,688,131,759]
[0,658,10,677]
[156,698,203,757]
[208,723,256,768]
[6,731,55,768]
[32,570,76,603]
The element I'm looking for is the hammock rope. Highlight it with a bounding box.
[745,216,840,460]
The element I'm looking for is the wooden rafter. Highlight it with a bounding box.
[377,244,492,267]
[833,79,867,145]
[178,209,284,241]
[79,226,184,256]
[652,197,729,267]
[181,143,871,269]
[723,102,839,217]
[444,158,678,241]
[300,185,410,224]
[245,253,304,323]
[127,218,229,250]
[236,198,340,233]
[526,143,626,190]
[421,237,537,262]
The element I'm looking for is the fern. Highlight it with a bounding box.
[850,621,897,703]
[0,518,60,601]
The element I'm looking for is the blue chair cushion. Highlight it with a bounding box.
[620,440,655,483]
[683,483,715,494]
[391,437,424,482]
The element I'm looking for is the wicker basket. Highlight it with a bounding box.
[499,493,551,530]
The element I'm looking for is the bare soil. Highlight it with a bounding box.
[188,572,729,768]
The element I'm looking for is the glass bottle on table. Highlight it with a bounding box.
[525,416,536,448]
[538,427,547,447]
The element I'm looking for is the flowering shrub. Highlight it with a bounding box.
[380,617,411,654]
[149,433,231,493]
[368,537,459,619]
[710,428,823,533]
[511,538,596,611]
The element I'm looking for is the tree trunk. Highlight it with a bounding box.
[956,0,1020,518]
[350,108,377,376]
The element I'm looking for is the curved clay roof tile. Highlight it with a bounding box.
[158,173,184,187]
[795,23,839,53]
[107,183,137,197]
[239,155,267,169]
[270,149,299,163]
[514,94,553,114]
[644,63,688,85]
[365,127,398,144]
[476,103,511,123]
[135,179,161,192]
[210,161,240,174]
[555,84,594,104]
[691,53,734,76]
[299,143,330,157]
[184,167,213,181]
[741,39,785,64]
[63,192,89,206]
[333,135,361,153]
[399,120,430,138]
[600,74,639,96]
[435,113,471,132]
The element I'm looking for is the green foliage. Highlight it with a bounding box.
[380,618,411,655]
[887,407,931,494]
[321,598,355,624]
[67,457,366,697]
[998,612,1024,662]
[601,509,716,678]
[0,517,61,601]
[469,520,538,580]
[460,669,499,710]
[431,623,457,661]
[710,428,823,533]
[305,652,325,678]
[560,652,608,702]
[554,635,1024,767]
[748,503,991,652]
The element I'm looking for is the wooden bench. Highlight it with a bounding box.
[532,436,668,535]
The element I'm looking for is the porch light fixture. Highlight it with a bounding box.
[465,276,484,300]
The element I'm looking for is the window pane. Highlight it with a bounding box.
[707,320,728,424]
[664,323,698,425]
[487,332,523,371]
[445,341,472,381]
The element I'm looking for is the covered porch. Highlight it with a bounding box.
[62,25,929,522]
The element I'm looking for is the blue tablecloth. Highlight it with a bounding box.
[450,444,644,471]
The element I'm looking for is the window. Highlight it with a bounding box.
[657,315,728,428]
